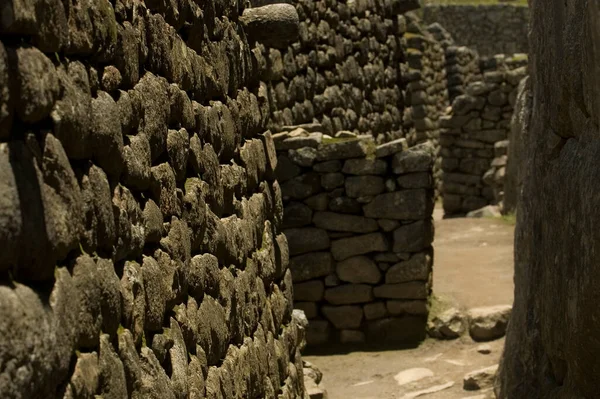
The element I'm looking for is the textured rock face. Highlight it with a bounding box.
[0,0,308,397]
[503,76,531,214]
[497,1,600,397]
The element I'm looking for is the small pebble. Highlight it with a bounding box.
[477,344,492,355]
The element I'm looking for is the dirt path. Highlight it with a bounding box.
[303,208,515,399]
[432,208,515,309]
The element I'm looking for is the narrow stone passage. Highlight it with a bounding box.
[304,206,515,399]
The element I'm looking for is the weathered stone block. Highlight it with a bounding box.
[51,61,92,159]
[374,282,429,299]
[289,147,318,167]
[282,202,313,229]
[345,175,385,198]
[364,302,388,320]
[366,316,426,344]
[385,253,432,284]
[99,334,128,399]
[468,305,511,342]
[375,138,408,158]
[241,4,300,49]
[331,232,388,261]
[322,306,363,329]
[10,46,60,124]
[324,284,373,305]
[342,158,387,175]
[290,252,333,283]
[336,256,381,284]
[277,133,323,150]
[387,300,428,316]
[294,280,325,302]
[313,160,342,173]
[122,133,151,190]
[313,211,379,233]
[320,172,345,190]
[284,227,330,255]
[328,197,361,214]
[392,142,434,174]
[392,221,434,252]
[363,190,431,220]
[304,193,329,211]
[280,173,322,200]
[339,330,366,344]
[316,138,372,161]
[396,172,432,189]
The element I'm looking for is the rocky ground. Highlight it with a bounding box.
[303,206,515,399]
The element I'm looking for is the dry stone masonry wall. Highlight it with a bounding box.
[440,55,528,216]
[275,129,435,347]
[263,0,421,143]
[0,0,310,398]
[421,4,529,57]
[444,45,481,104]
[402,15,449,199]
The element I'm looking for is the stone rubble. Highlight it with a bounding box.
[463,365,498,391]
[303,360,328,399]
[468,305,512,342]
[427,307,467,339]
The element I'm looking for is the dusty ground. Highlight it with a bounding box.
[303,207,516,399]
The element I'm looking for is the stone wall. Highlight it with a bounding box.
[275,129,435,346]
[263,0,421,144]
[440,55,528,215]
[444,45,481,103]
[0,0,309,398]
[421,5,529,57]
[402,15,449,199]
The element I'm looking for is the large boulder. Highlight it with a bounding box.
[497,1,600,397]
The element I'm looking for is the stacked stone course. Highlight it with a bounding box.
[401,14,449,199]
[440,55,528,215]
[444,46,482,103]
[421,4,529,57]
[263,0,422,144]
[275,128,435,346]
[0,0,310,397]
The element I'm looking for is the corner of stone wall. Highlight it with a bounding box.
[401,13,449,200]
[440,54,528,215]
[275,126,435,348]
